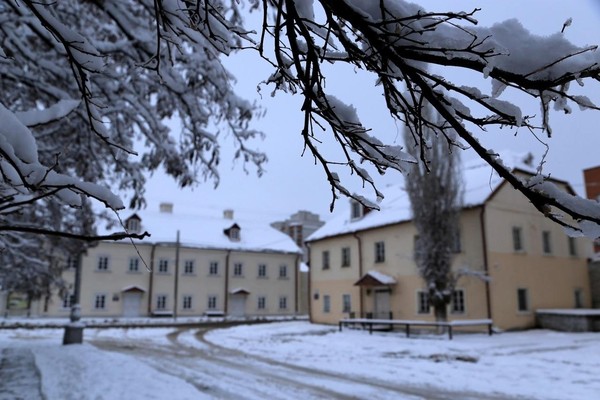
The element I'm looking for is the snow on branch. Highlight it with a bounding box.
[256,0,600,237]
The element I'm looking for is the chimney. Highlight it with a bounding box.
[159,202,173,214]
[223,209,234,220]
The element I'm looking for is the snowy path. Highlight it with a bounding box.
[0,348,43,400]
[89,327,511,400]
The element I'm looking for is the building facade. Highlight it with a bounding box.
[5,206,303,319]
[307,165,592,331]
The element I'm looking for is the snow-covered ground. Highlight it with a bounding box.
[0,321,598,399]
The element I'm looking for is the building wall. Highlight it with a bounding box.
[309,208,489,325]
[36,241,299,319]
[484,180,592,329]
[309,178,592,331]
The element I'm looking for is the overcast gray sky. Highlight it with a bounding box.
[139,0,600,223]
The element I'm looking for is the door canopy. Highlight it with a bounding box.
[354,270,397,287]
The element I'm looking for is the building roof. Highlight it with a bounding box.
[101,208,302,255]
[307,153,570,242]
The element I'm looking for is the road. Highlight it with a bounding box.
[89,326,514,400]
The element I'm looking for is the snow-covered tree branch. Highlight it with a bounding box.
[258,0,600,236]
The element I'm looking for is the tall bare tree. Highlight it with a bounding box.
[404,104,463,322]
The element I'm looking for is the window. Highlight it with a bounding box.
[158,259,169,273]
[230,227,240,240]
[568,236,577,257]
[279,296,288,310]
[183,260,195,275]
[62,293,75,309]
[97,256,109,271]
[156,295,167,310]
[258,296,266,310]
[351,200,363,219]
[451,289,465,313]
[542,230,552,254]
[258,264,267,277]
[129,257,139,272]
[322,251,330,270]
[182,295,192,310]
[323,295,331,313]
[127,218,140,233]
[233,262,243,276]
[417,291,430,314]
[66,256,78,270]
[94,294,106,309]
[341,247,351,267]
[342,294,351,313]
[279,264,288,278]
[375,241,385,263]
[574,289,584,309]
[209,261,219,276]
[517,288,529,312]
[512,227,523,251]
[207,296,217,310]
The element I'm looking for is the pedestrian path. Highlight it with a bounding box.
[0,347,43,400]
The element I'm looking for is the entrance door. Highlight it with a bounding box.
[374,290,391,319]
[122,292,142,318]
[230,295,246,317]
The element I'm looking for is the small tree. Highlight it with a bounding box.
[404,104,462,323]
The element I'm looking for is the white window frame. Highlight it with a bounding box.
[233,262,243,277]
[209,261,219,276]
[158,259,169,274]
[351,200,363,220]
[66,256,78,270]
[183,260,195,275]
[258,296,266,310]
[97,256,109,271]
[94,294,107,310]
[512,226,524,252]
[375,241,385,263]
[127,218,140,233]
[342,294,351,313]
[128,257,139,272]
[542,230,552,255]
[279,296,288,310]
[207,295,218,310]
[156,295,167,310]
[258,264,267,278]
[279,264,287,279]
[62,292,75,309]
[417,291,430,314]
[341,247,351,267]
[323,295,331,313]
[182,295,193,310]
[451,289,465,314]
[322,251,330,270]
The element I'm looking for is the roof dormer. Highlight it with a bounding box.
[125,214,141,233]
[224,223,241,242]
[350,199,371,221]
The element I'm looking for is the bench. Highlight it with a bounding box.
[338,318,493,340]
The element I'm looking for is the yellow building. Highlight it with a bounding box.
[307,161,592,330]
[17,205,302,319]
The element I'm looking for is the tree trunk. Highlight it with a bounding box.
[433,301,448,334]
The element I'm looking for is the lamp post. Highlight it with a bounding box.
[63,253,84,345]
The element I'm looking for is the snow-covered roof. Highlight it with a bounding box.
[101,209,302,255]
[307,152,564,242]
[355,270,397,286]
